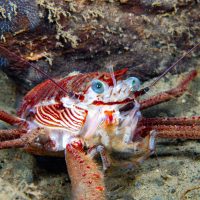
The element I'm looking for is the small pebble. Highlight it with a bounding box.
[169,188,176,193]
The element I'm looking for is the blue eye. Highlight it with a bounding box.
[91,79,105,94]
[126,77,140,91]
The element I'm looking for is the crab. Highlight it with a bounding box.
[0,43,200,199]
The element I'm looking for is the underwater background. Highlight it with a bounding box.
[0,0,200,199]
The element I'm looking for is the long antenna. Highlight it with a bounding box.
[136,42,200,96]
[0,44,69,94]
[149,42,200,87]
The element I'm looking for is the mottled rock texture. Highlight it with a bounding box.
[0,0,40,35]
[0,0,199,91]
[0,1,200,200]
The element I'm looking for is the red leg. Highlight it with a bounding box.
[0,110,26,126]
[144,125,200,139]
[0,138,25,149]
[139,117,200,139]
[65,141,106,200]
[140,116,200,126]
[140,70,197,110]
[0,129,27,141]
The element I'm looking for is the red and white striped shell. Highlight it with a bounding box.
[17,68,141,152]
[18,69,128,118]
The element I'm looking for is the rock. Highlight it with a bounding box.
[0,0,199,92]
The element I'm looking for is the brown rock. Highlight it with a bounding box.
[0,0,199,92]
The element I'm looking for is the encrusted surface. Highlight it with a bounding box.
[0,0,40,34]
[0,0,199,92]
[0,0,200,199]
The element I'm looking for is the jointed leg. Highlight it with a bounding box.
[155,125,200,139]
[0,129,27,141]
[65,141,106,200]
[0,110,28,142]
[140,116,200,126]
[139,121,200,139]
[0,128,53,152]
[88,145,111,171]
[0,138,25,149]
[140,70,197,110]
[0,110,27,126]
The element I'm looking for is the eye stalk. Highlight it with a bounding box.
[125,77,140,91]
[91,79,105,94]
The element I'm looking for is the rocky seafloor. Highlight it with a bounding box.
[0,0,200,199]
[0,64,200,200]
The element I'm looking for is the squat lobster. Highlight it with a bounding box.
[0,43,199,200]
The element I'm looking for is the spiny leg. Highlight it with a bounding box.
[65,141,106,200]
[0,138,25,149]
[0,110,27,126]
[0,129,27,141]
[155,125,200,139]
[134,117,200,165]
[139,120,200,139]
[140,70,197,110]
[140,116,200,126]
[0,128,54,152]
[140,116,200,139]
